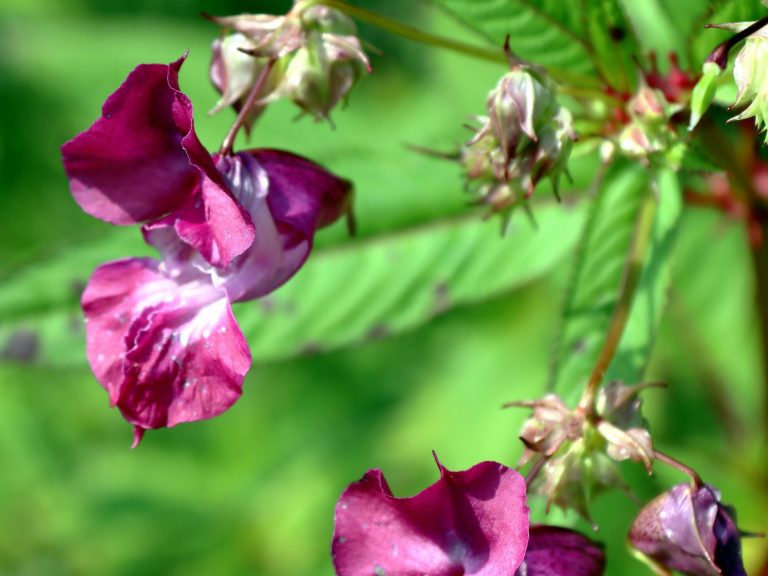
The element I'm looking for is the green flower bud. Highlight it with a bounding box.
[730,27,768,140]
[461,63,574,220]
[274,31,370,121]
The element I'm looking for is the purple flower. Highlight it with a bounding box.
[516,525,605,576]
[63,56,351,445]
[332,455,530,575]
[629,483,747,576]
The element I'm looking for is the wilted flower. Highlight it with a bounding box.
[332,454,529,575]
[508,382,659,520]
[208,2,370,125]
[629,483,747,576]
[62,56,351,445]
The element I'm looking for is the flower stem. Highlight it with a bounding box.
[220,58,276,156]
[653,449,703,488]
[579,191,658,412]
[310,0,506,64]
[306,0,606,94]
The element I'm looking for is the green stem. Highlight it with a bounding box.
[653,449,703,488]
[308,0,505,63]
[304,0,607,95]
[579,191,657,411]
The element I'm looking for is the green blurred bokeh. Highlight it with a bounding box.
[0,1,766,575]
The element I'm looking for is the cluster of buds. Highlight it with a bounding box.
[460,44,575,221]
[508,381,659,522]
[208,1,371,127]
[612,80,682,159]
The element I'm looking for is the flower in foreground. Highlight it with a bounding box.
[629,483,747,576]
[332,454,607,576]
[62,55,351,445]
[332,455,529,575]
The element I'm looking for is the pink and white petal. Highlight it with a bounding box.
[81,258,251,441]
[62,56,198,224]
[211,150,351,301]
[117,292,250,431]
[332,456,529,576]
[81,258,173,402]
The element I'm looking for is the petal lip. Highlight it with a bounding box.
[332,458,529,576]
[62,54,256,266]
[82,257,251,444]
[62,55,199,225]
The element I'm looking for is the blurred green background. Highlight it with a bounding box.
[0,0,766,575]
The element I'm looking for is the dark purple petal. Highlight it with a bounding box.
[515,526,605,576]
[251,148,353,233]
[62,56,198,224]
[82,258,251,445]
[629,484,746,576]
[332,456,529,576]
[212,150,352,302]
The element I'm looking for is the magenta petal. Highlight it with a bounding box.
[82,258,251,441]
[332,457,529,576]
[164,174,255,268]
[62,56,198,224]
[515,526,606,576]
[250,149,353,235]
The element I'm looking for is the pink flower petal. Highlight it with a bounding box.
[82,258,251,443]
[62,56,198,224]
[332,455,529,576]
[62,54,255,266]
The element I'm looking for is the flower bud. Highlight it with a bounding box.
[462,64,574,219]
[730,26,768,140]
[208,3,370,124]
[616,83,679,158]
[274,30,370,121]
[209,33,282,130]
[629,484,747,576]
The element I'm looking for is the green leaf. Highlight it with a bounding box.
[433,0,597,76]
[583,0,641,93]
[0,204,586,368]
[548,160,682,403]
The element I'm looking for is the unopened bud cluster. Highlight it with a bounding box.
[461,62,575,218]
[209,1,371,125]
